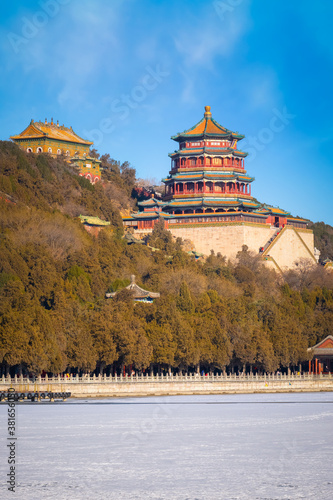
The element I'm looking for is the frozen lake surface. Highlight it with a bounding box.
[1,392,333,499]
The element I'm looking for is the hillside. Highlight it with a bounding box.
[0,141,333,377]
[309,221,333,262]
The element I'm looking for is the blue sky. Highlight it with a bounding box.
[1,0,332,224]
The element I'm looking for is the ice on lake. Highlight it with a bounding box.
[1,392,333,500]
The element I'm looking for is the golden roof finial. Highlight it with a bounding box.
[204,105,212,118]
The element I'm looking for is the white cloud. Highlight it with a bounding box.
[173,3,250,69]
[2,0,125,108]
[178,68,197,105]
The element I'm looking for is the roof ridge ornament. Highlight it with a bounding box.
[204,105,212,118]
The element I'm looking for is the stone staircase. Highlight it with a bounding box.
[260,227,284,254]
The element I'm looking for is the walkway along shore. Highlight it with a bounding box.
[1,373,333,398]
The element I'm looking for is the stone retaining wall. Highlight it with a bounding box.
[1,374,332,398]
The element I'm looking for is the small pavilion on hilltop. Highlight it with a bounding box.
[105,275,160,303]
[79,215,111,236]
[11,118,101,184]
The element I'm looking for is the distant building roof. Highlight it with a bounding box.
[105,275,160,301]
[79,215,110,226]
[307,335,333,356]
[11,119,92,146]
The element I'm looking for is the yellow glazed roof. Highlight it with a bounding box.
[11,120,93,145]
[172,106,244,141]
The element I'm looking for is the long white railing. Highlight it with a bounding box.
[0,372,331,384]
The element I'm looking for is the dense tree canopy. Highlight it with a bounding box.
[0,141,333,376]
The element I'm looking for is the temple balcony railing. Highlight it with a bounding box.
[169,165,246,175]
[163,192,252,200]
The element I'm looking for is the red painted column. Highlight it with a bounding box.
[315,358,318,374]
[308,359,311,374]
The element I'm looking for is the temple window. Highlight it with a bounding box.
[27,147,32,153]
[37,147,43,153]
[197,182,204,193]
[206,182,213,192]
[190,158,196,166]
[48,147,52,153]
[66,150,70,156]
[212,157,222,165]
[57,149,61,155]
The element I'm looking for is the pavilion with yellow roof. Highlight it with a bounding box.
[11,118,101,184]
[123,106,319,271]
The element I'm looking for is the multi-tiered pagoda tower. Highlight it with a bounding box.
[124,106,319,270]
[163,105,258,216]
